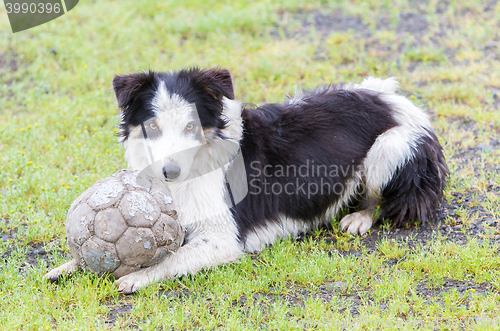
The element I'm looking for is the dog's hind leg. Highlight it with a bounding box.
[377,130,448,227]
[339,77,447,234]
[341,125,447,235]
[339,122,420,235]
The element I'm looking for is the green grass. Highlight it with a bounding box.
[1,0,500,329]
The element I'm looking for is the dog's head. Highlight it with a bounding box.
[113,68,240,182]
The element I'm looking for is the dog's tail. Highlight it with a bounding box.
[358,77,449,227]
[377,128,449,227]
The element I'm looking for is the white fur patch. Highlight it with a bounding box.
[243,216,310,253]
[125,81,207,181]
[358,76,400,94]
[152,81,192,114]
[221,97,244,142]
[288,88,306,106]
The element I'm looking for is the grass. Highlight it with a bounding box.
[1,0,500,329]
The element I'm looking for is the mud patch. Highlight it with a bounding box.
[0,53,18,75]
[416,279,493,297]
[397,12,429,35]
[272,9,368,40]
[0,218,20,242]
[105,301,134,325]
[273,9,431,40]
[1,239,69,272]
[0,52,19,94]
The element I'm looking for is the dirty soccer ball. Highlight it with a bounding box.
[66,170,185,278]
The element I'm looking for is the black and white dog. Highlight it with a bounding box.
[49,68,449,293]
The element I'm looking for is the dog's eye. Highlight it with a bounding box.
[185,123,195,131]
[149,123,158,130]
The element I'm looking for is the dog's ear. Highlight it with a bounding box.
[190,68,235,100]
[112,71,156,110]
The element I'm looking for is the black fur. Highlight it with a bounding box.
[113,71,158,138]
[233,86,399,241]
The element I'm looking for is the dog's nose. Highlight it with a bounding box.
[163,162,181,180]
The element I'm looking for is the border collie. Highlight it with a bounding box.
[51,68,449,293]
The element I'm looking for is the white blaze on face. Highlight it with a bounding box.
[127,81,207,182]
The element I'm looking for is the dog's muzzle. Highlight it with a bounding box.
[163,161,181,181]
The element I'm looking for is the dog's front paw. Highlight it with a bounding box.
[44,259,78,282]
[340,210,373,236]
[116,269,157,294]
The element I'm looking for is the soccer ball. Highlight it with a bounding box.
[66,169,185,278]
